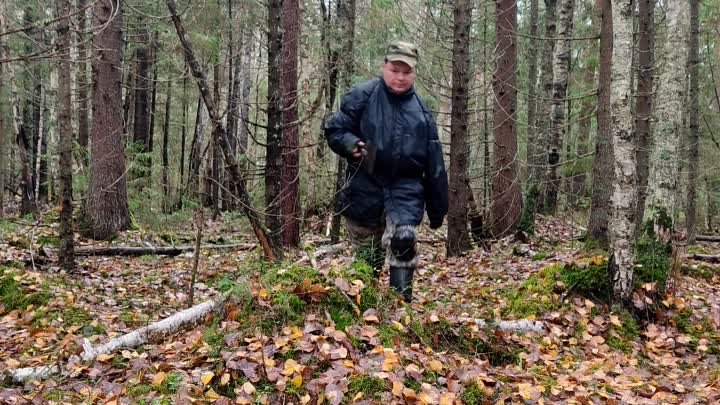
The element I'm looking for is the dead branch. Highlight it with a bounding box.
[686,254,720,264]
[42,243,256,257]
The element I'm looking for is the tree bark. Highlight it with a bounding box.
[52,243,255,257]
[525,0,541,183]
[0,12,5,216]
[265,0,284,250]
[543,0,575,214]
[281,0,301,248]
[572,53,595,205]
[84,0,131,240]
[162,79,172,212]
[188,96,205,195]
[588,0,613,247]
[491,0,522,237]
[57,0,75,270]
[686,0,700,244]
[644,0,689,228]
[132,30,151,155]
[533,0,557,187]
[179,73,188,206]
[238,31,254,155]
[166,0,278,260]
[634,0,655,224]
[608,0,636,302]
[447,0,473,256]
[212,64,221,217]
[76,0,90,156]
[330,0,357,243]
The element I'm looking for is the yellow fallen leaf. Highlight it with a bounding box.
[242,381,256,395]
[264,358,276,367]
[201,371,214,386]
[429,360,443,372]
[291,374,303,387]
[283,359,299,376]
[259,288,269,298]
[152,371,167,387]
[300,394,311,404]
[439,392,455,405]
[205,388,220,400]
[392,321,405,331]
[97,354,114,362]
[104,399,118,405]
[352,392,363,401]
[220,373,230,386]
[392,381,404,396]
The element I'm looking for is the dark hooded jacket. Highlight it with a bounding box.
[325,77,448,227]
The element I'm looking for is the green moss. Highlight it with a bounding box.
[378,323,405,347]
[127,383,153,397]
[272,290,307,326]
[682,264,719,281]
[559,260,611,302]
[606,307,639,353]
[347,375,386,399]
[0,268,52,311]
[518,184,539,234]
[531,252,549,261]
[404,379,421,393]
[503,266,562,317]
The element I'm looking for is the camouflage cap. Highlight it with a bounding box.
[385,41,418,69]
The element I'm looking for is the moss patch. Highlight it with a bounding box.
[503,266,563,318]
[347,375,386,400]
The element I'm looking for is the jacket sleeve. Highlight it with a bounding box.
[423,113,449,224]
[324,82,372,158]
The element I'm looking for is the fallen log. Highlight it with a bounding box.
[43,243,256,257]
[695,235,720,242]
[2,365,60,384]
[4,291,232,383]
[686,254,720,263]
[458,317,547,334]
[82,291,230,361]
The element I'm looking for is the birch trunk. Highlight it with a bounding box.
[608,0,636,301]
[543,0,575,214]
[58,0,75,270]
[644,0,690,226]
[685,0,700,243]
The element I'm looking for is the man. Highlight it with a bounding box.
[324,41,449,302]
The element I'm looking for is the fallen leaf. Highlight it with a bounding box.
[152,371,167,387]
[200,371,214,386]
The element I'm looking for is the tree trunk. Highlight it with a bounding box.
[281,0,301,248]
[685,0,700,244]
[644,0,689,228]
[188,96,205,195]
[84,0,131,240]
[179,73,188,207]
[76,0,90,157]
[0,13,5,216]
[238,31,254,155]
[17,112,37,215]
[543,0,575,214]
[162,79,172,212]
[533,0,557,187]
[491,0,522,237]
[265,0,284,250]
[57,0,75,270]
[166,0,278,260]
[132,30,151,154]
[706,176,717,232]
[525,0,541,183]
[634,0,655,223]
[587,0,613,247]
[572,54,595,204]
[122,53,135,137]
[608,0,635,302]
[212,64,221,217]
[148,38,158,155]
[447,0,473,256]
[330,0,357,242]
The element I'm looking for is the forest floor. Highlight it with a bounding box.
[0,213,719,404]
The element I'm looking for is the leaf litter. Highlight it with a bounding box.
[0,216,718,404]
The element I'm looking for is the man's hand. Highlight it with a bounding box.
[351,141,367,159]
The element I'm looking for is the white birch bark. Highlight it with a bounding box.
[644,0,690,223]
[609,0,637,300]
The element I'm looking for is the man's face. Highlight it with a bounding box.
[382,61,416,94]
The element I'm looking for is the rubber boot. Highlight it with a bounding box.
[389,266,414,302]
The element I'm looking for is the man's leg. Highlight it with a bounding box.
[345,218,386,276]
[382,219,418,302]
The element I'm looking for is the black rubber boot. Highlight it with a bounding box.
[389,266,414,302]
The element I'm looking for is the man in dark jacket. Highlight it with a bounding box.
[324,41,449,302]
